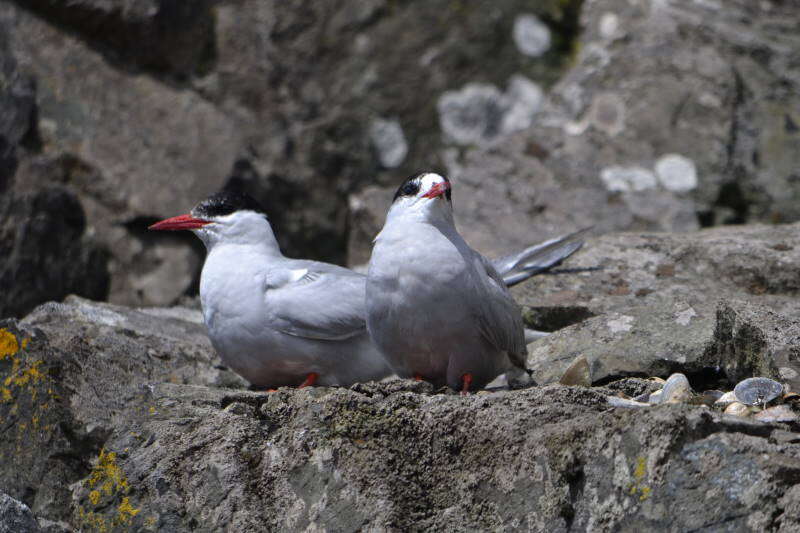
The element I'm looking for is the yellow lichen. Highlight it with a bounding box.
[0,329,20,359]
[116,497,141,525]
[87,448,130,496]
[633,456,646,481]
[629,456,652,501]
[80,448,143,530]
[78,506,110,533]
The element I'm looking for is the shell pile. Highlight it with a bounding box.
[603,373,799,423]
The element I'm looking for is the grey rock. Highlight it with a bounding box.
[3,295,800,530]
[0,185,109,318]
[22,0,215,78]
[754,405,798,424]
[0,297,243,521]
[734,377,783,407]
[0,493,41,533]
[518,224,800,387]
[3,0,582,309]
[558,354,591,387]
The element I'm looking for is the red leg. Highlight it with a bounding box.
[298,372,319,388]
[413,373,424,381]
[460,373,473,396]
[264,388,277,393]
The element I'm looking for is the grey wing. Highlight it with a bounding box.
[473,253,528,369]
[269,265,368,341]
[492,227,590,287]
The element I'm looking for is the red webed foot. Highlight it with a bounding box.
[413,373,424,381]
[298,372,319,388]
[460,373,473,396]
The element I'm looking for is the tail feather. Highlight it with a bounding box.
[494,227,591,288]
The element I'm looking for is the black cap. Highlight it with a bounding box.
[193,190,267,218]
[392,172,451,202]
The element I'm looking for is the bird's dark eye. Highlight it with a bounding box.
[401,181,419,197]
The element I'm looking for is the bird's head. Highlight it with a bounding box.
[148,190,273,249]
[389,172,453,221]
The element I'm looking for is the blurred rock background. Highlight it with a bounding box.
[1,0,799,317]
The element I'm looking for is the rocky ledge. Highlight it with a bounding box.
[3,224,800,532]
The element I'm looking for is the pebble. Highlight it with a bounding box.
[559,355,591,387]
[724,402,751,417]
[734,377,783,406]
[714,391,737,405]
[661,373,693,404]
[698,390,725,405]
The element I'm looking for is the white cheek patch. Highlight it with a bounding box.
[418,172,446,196]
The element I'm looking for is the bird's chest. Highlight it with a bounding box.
[370,234,472,327]
[199,251,268,338]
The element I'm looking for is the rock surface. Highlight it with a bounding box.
[517,223,800,390]
[2,291,800,531]
[0,493,41,533]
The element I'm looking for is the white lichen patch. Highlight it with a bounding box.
[512,14,551,57]
[599,12,620,39]
[655,154,698,192]
[369,117,408,168]
[607,314,635,334]
[438,76,543,145]
[438,83,506,145]
[502,75,543,133]
[674,307,697,326]
[600,166,657,192]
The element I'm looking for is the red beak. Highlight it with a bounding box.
[421,181,451,199]
[148,213,212,231]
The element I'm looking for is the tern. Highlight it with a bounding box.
[366,172,535,393]
[150,190,585,389]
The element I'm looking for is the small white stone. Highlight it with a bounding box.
[599,12,619,39]
[512,14,551,57]
[779,367,799,380]
[655,154,698,193]
[607,314,635,334]
[600,166,657,192]
[675,307,697,326]
[369,118,408,168]
[607,396,651,408]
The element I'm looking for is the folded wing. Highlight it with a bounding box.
[268,262,368,341]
